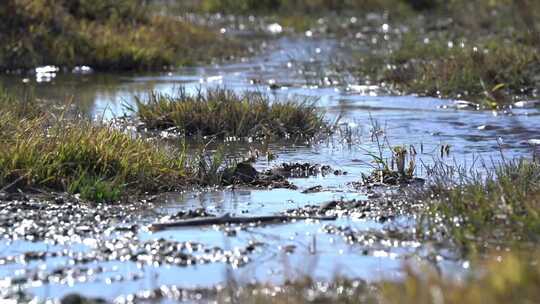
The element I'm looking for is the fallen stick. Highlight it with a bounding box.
[149,213,337,232]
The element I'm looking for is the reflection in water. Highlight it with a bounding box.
[0,72,170,119]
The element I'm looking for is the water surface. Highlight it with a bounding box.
[1,36,538,301]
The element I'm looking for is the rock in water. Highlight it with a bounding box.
[233,162,259,183]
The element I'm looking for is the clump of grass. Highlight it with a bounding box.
[362,144,418,185]
[131,88,328,139]
[381,36,540,107]
[0,0,244,71]
[0,111,191,202]
[196,147,227,186]
[68,173,123,203]
[360,120,419,185]
[419,159,540,253]
[348,0,540,107]
[0,90,295,202]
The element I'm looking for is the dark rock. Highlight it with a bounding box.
[269,83,281,90]
[320,200,338,211]
[223,162,259,184]
[334,170,347,175]
[234,162,259,182]
[61,294,105,304]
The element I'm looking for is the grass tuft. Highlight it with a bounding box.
[0,110,190,202]
[0,90,299,202]
[348,0,540,107]
[382,37,540,107]
[131,88,328,139]
[362,144,418,185]
[419,159,540,252]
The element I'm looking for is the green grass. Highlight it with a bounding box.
[0,110,191,202]
[380,37,540,107]
[347,0,540,107]
[434,0,540,42]
[0,0,244,71]
[362,143,418,185]
[418,159,540,253]
[0,89,303,202]
[131,88,328,139]
[0,89,253,202]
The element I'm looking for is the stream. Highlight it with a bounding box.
[1,36,539,301]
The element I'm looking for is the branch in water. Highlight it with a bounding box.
[149,213,337,232]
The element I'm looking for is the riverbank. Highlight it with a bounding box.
[0,0,244,71]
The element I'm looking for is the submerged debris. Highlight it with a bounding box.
[169,208,215,220]
[265,162,345,178]
[0,197,268,298]
[356,174,425,187]
[223,162,297,189]
[149,213,337,231]
[286,195,422,221]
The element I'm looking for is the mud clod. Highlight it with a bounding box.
[267,163,338,178]
[223,162,297,189]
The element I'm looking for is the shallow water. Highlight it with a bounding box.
[1,36,539,301]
